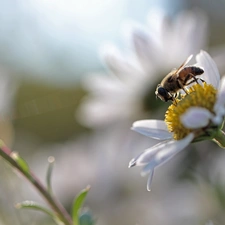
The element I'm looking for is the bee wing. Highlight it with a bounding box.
[175,54,193,76]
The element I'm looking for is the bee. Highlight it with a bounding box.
[155,55,204,103]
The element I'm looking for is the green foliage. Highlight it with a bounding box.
[46,156,55,194]
[72,186,91,225]
[10,152,30,175]
[14,82,87,143]
[79,209,95,225]
[15,200,55,218]
[0,141,94,225]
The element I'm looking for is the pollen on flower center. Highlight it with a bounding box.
[165,83,217,140]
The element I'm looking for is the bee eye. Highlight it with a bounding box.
[157,87,168,96]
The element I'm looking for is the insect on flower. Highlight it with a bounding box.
[129,51,225,191]
[155,55,204,102]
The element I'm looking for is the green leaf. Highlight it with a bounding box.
[16,201,64,224]
[212,129,225,148]
[10,152,30,175]
[72,185,90,225]
[79,209,95,225]
[46,156,55,194]
[15,200,54,218]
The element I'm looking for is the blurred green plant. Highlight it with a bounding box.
[0,140,93,225]
[14,81,88,143]
[72,186,92,225]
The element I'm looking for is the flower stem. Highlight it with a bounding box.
[0,144,73,225]
[212,129,225,148]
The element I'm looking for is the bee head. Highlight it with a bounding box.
[155,84,173,102]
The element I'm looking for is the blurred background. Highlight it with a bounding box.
[1,0,225,224]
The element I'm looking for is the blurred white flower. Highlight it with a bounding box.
[77,9,208,127]
[129,51,225,191]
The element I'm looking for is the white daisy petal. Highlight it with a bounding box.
[147,8,166,36]
[146,169,154,192]
[101,44,143,79]
[196,50,220,88]
[214,76,225,119]
[129,141,164,168]
[174,10,207,57]
[132,28,159,71]
[132,120,173,140]
[77,97,132,127]
[139,133,194,172]
[212,115,223,126]
[181,107,212,129]
[82,73,126,94]
[128,158,136,168]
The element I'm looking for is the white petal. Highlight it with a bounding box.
[128,158,136,168]
[132,28,159,71]
[217,76,225,101]
[139,133,194,174]
[146,169,154,192]
[101,44,143,79]
[77,97,132,127]
[147,8,166,36]
[129,141,164,168]
[131,120,173,140]
[180,107,212,129]
[174,10,207,57]
[214,76,225,122]
[196,50,220,89]
[212,115,223,126]
[82,73,125,94]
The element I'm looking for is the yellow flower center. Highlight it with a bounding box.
[165,83,217,140]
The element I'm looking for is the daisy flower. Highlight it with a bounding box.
[129,50,225,191]
[77,9,208,127]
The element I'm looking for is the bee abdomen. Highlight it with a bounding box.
[193,66,204,75]
[185,66,204,75]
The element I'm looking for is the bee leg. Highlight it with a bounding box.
[186,77,205,86]
[190,73,198,83]
[172,98,177,106]
[172,94,178,106]
[198,78,205,83]
[185,73,203,85]
[177,78,188,94]
[191,76,206,85]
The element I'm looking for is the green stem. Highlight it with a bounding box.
[212,130,225,148]
[0,144,73,225]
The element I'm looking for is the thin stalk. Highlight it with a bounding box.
[213,130,225,148]
[0,144,73,225]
